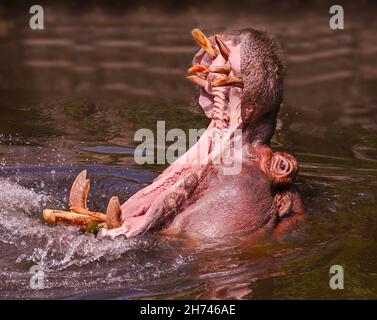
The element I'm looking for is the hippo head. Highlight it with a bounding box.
[80,28,304,241]
[188,28,285,146]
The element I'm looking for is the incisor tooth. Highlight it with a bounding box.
[187,75,207,88]
[43,209,102,226]
[189,64,230,76]
[188,65,209,74]
[70,207,107,222]
[212,76,244,88]
[209,65,231,74]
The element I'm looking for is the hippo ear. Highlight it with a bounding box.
[273,187,305,237]
[274,187,305,220]
[274,191,293,219]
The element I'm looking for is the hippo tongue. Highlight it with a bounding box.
[199,90,215,118]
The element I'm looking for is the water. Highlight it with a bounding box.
[0,2,377,299]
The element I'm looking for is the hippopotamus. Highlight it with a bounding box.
[44,28,305,240]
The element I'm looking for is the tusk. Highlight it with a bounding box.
[191,28,218,59]
[212,76,244,88]
[69,170,90,209]
[43,209,103,226]
[186,75,207,88]
[215,34,230,60]
[70,207,107,222]
[106,196,122,229]
[209,65,231,74]
[189,64,230,75]
[188,65,209,75]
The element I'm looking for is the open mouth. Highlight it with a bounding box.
[41,28,292,240]
[43,29,244,236]
[42,29,249,237]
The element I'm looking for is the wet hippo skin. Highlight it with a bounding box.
[68,28,306,240]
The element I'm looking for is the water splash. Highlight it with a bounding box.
[0,177,145,270]
[0,170,194,299]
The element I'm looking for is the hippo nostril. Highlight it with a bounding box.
[279,160,287,171]
[278,159,291,174]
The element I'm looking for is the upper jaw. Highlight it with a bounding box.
[188,28,286,148]
[187,29,272,150]
[187,30,245,133]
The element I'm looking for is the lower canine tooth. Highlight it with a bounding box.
[215,34,230,60]
[106,196,122,229]
[191,28,218,59]
[69,170,90,209]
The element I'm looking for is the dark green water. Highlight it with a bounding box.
[0,2,376,299]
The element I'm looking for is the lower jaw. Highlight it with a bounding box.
[119,90,247,233]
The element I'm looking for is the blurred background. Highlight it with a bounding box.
[0,0,377,299]
[0,0,376,167]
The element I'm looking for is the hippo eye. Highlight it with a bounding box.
[270,153,298,186]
